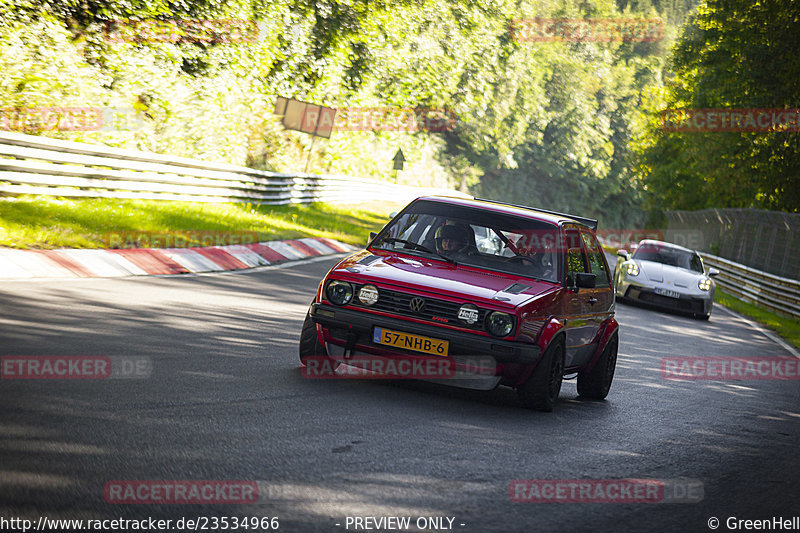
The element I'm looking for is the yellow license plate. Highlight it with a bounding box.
[373,327,449,356]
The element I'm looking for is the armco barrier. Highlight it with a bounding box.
[699,253,800,320]
[0,130,466,205]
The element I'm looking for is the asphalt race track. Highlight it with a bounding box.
[1,256,798,532]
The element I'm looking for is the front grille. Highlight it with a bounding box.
[350,284,487,329]
[637,291,704,313]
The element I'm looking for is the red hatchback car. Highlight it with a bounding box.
[300,196,619,411]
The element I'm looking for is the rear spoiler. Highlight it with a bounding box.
[474,197,598,230]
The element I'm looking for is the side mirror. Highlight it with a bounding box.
[576,272,597,289]
[708,267,719,277]
[388,212,398,218]
[368,231,378,245]
[617,249,629,260]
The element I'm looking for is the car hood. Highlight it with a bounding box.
[636,260,703,287]
[332,251,556,308]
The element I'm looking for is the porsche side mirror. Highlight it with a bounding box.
[617,249,629,260]
[368,232,378,245]
[708,267,720,277]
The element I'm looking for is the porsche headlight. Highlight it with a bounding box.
[625,263,640,277]
[486,311,515,338]
[326,280,354,306]
[698,278,712,291]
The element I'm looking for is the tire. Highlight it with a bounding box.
[299,312,328,365]
[517,336,565,412]
[577,333,618,400]
[695,313,710,321]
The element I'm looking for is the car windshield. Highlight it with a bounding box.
[371,200,560,282]
[633,243,703,273]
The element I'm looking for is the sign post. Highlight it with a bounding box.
[273,97,337,173]
[392,148,405,182]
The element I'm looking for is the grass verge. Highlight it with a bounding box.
[715,290,800,351]
[0,196,401,249]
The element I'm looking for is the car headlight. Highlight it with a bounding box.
[326,280,354,306]
[625,263,640,277]
[698,278,712,291]
[358,284,379,305]
[486,311,515,338]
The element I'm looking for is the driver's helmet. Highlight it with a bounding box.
[435,224,471,254]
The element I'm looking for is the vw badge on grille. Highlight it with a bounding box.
[409,297,426,312]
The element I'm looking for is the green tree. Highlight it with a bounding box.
[636,0,800,216]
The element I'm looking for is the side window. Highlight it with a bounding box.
[564,229,588,286]
[581,231,611,287]
[690,253,704,273]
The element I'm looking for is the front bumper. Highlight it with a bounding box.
[309,303,542,389]
[621,285,712,316]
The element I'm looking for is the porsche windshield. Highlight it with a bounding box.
[633,243,704,273]
[371,201,560,283]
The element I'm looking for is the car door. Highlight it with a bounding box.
[561,227,597,368]
[579,230,614,358]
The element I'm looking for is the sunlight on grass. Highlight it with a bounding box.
[0,196,402,249]
[716,290,800,351]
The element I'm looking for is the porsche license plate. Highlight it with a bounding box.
[373,327,449,356]
[655,287,680,299]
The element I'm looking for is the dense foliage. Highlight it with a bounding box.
[1,0,711,228]
[635,0,800,217]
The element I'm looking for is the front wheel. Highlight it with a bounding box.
[517,337,565,412]
[577,333,618,400]
[299,312,328,365]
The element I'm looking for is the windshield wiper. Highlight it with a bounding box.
[378,237,457,265]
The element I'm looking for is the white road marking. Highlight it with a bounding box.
[715,304,800,359]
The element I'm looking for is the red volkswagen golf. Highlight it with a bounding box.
[300,196,619,411]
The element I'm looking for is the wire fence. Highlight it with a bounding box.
[666,208,800,281]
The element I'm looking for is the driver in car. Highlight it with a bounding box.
[434,224,474,257]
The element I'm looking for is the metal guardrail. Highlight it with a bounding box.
[700,252,800,320]
[0,130,466,205]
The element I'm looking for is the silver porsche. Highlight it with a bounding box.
[614,239,719,320]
